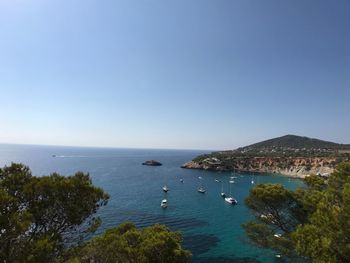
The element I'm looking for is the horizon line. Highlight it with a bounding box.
[0,142,216,152]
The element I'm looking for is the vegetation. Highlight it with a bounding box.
[71,222,191,263]
[0,163,191,263]
[240,134,350,152]
[195,135,350,160]
[243,161,350,262]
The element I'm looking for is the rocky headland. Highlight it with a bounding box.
[182,157,335,178]
[181,135,350,178]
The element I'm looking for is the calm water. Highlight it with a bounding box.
[0,144,304,263]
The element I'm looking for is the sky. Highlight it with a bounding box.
[0,0,349,150]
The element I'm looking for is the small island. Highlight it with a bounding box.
[142,160,162,166]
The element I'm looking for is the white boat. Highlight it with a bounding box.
[198,187,206,193]
[160,199,168,208]
[225,180,237,204]
[251,172,255,184]
[229,170,237,184]
[225,196,238,204]
[162,185,169,192]
[220,181,226,197]
[198,176,206,193]
[215,179,220,182]
[180,178,184,183]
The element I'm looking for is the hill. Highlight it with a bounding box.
[238,134,350,153]
[182,135,350,178]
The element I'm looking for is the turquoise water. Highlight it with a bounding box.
[0,144,304,262]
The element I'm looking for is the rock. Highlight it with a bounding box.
[181,157,337,178]
[142,160,162,166]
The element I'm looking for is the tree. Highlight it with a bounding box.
[0,163,109,262]
[0,163,191,263]
[243,162,350,262]
[292,162,350,262]
[73,222,191,263]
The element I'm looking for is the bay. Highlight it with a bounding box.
[0,144,304,262]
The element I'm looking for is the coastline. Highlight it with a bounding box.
[181,160,334,179]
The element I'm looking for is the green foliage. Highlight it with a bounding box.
[244,183,307,233]
[0,163,109,262]
[241,134,349,151]
[74,222,191,263]
[243,162,350,262]
[292,162,350,263]
[243,183,306,258]
[304,175,327,191]
[0,163,190,263]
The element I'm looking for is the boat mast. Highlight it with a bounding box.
[229,180,232,197]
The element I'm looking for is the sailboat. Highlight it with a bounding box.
[162,172,169,192]
[220,181,226,197]
[251,172,255,185]
[160,199,168,208]
[231,169,238,183]
[225,180,238,205]
[231,172,237,179]
[197,176,206,193]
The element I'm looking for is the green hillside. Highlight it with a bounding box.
[192,135,350,162]
[239,134,350,152]
[187,135,350,175]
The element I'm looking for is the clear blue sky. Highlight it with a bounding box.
[0,0,349,150]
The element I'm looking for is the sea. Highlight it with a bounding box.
[0,144,304,263]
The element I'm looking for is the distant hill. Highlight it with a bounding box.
[182,135,350,178]
[238,135,350,152]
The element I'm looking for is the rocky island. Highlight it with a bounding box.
[182,135,350,178]
[142,160,162,166]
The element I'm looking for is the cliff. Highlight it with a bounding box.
[182,135,350,178]
[181,157,336,178]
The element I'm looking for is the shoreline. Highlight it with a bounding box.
[181,160,334,179]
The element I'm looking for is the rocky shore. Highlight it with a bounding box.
[181,157,336,178]
[181,135,350,178]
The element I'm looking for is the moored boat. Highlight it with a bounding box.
[225,180,238,205]
[198,187,206,193]
[160,199,168,208]
[197,176,206,193]
[225,196,238,204]
[220,181,226,197]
